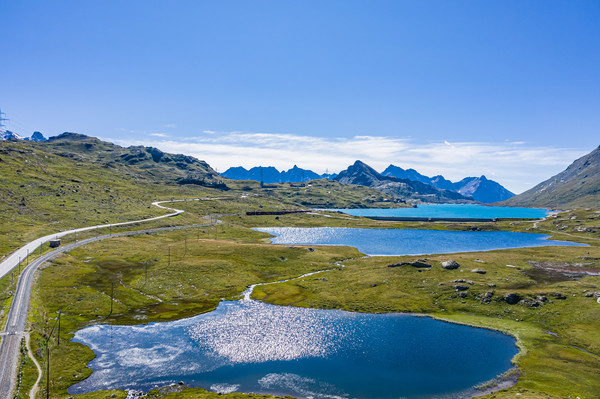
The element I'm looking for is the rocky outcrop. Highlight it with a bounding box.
[388,260,431,268]
[504,293,521,304]
[481,291,494,303]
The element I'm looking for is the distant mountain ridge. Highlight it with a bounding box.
[501,145,600,209]
[222,165,333,183]
[0,130,47,142]
[223,162,513,203]
[335,160,474,204]
[382,165,514,203]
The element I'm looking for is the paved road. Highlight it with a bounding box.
[0,198,227,397]
[0,222,219,398]
[0,200,184,280]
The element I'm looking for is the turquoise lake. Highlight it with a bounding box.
[325,204,549,219]
[255,227,584,256]
[70,297,518,398]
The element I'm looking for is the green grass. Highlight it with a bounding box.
[24,205,600,398]
[0,140,403,260]
[27,225,360,398]
[4,135,599,398]
[254,243,600,398]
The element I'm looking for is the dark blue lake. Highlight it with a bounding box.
[325,204,549,219]
[70,297,518,398]
[255,227,584,256]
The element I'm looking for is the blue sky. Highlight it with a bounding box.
[1,0,599,193]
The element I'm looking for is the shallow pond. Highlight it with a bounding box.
[70,295,518,398]
[255,227,584,256]
[325,204,549,220]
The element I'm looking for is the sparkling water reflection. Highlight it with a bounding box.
[254,227,585,255]
[71,296,518,398]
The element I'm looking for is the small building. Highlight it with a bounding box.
[49,239,61,248]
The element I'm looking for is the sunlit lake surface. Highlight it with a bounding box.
[325,204,549,219]
[255,227,584,256]
[70,297,518,398]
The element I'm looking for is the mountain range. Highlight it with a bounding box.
[334,161,474,204]
[0,130,47,142]
[4,130,597,208]
[381,165,515,203]
[501,145,600,208]
[223,162,513,203]
[222,165,336,183]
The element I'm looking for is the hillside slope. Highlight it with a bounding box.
[0,135,228,256]
[501,145,600,208]
[0,134,406,257]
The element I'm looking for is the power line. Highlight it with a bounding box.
[0,108,9,130]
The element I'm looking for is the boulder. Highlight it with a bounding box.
[504,293,521,305]
[454,285,470,291]
[471,269,487,274]
[441,260,460,269]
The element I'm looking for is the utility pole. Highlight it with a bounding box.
[45,340,50,399]
[260,166,264,188]
[109,282,114,316]
[44,310,61,399]
[57,310,61,346]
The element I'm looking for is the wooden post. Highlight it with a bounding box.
[46,339,50,399]
[57,310,61,346]
[109,282,114,316]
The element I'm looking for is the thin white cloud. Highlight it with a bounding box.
[107,131,588,194]
[150,133,168,137]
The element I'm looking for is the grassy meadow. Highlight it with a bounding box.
[16,203,598,399]
[2,138,599,398]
